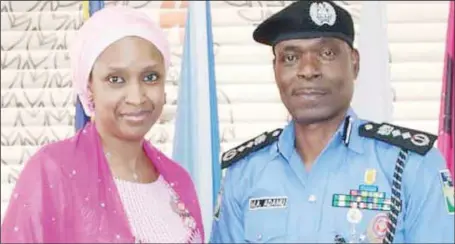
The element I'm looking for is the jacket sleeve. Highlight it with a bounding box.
[403,149,455,243]
[210,169,245,243]
[1,149,66,243]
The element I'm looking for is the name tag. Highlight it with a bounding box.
[249,196,288,210]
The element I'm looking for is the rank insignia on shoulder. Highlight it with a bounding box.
[221,128,283,169]
[359,122,437,156]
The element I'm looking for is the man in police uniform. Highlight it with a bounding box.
[210,1,455,243]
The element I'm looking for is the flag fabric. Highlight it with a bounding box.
[438,1,454,176]
[172,1,221,240]
[75,0,105,131]
[351,1,393,123]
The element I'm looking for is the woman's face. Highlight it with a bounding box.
[89,36,166,141]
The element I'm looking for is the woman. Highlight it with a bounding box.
[1,6,204,243]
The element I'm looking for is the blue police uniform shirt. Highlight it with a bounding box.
[210,110,455,243]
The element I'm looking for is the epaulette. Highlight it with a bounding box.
[359,122,437,156]
[221,128,283,169]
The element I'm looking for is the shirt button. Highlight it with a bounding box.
[257,234,262,241]
[308,194,317,203]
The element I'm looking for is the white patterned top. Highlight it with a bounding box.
[114,176,193,243]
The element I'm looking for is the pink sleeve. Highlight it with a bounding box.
[1,148,68,243]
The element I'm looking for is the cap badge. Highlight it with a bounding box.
[309,2,337,26]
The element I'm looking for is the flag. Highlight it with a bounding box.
[75,0,105,132]
[438,1,454,176]
[172,1,221,239]
[351,1,393,123]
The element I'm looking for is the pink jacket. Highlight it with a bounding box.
[1,122,204,243]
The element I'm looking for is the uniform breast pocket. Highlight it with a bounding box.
[244,208,289,243]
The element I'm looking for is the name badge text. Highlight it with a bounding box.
[249,196,288,210]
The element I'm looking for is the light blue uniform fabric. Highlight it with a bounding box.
[210,111,455,243]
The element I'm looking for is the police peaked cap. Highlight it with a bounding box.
[253,0,355,48]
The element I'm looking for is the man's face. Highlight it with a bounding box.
[273,37,359,124]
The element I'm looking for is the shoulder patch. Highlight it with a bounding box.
[359,122,437,156]
[221,128,283,169]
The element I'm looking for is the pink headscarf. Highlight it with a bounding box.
[70,6,171,117]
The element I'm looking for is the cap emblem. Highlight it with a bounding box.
[309,2,337,26]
